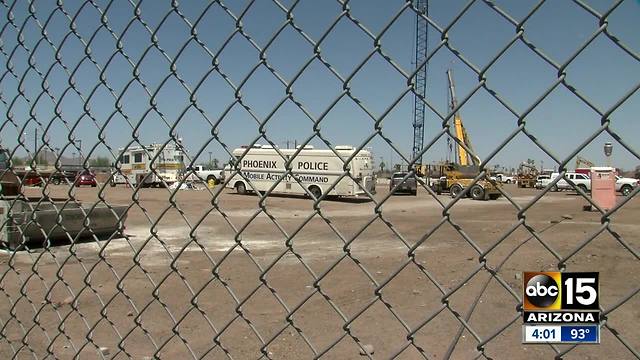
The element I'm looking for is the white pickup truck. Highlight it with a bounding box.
[551,172,638,196]
[494,173,515,184]
[192,165,225,184]
[615,176,639,196]
[555,172,591,192]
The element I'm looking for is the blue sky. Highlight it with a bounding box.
[1,0,639,171]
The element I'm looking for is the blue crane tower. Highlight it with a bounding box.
[412,0,429,167]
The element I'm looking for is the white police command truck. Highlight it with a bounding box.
[225,145,376,199]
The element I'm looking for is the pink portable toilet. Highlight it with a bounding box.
[591,167,616,211]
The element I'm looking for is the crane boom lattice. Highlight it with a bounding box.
[412,0,428,165]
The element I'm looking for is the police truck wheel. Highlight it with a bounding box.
[620,185,632,196]
[207,175,217,185]
[577,184,588,193]
[110,181,116,187]
[309,186,322,200]
[450,184,463,198]
[52,178,61,185]
[236,182,247,195]
[470,185,485,200]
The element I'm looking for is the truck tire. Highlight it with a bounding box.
[207,175,218,185]
[450,184,463,198]
[577,184,588,193]
[110,181,116,187]
[470,185,485,200]
[620,185,632,196]
[236,182,247,195]
[309,185,322,200]
[52,177,61,185]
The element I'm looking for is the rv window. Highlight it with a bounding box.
[0,150,8,169]
[122,155,130,164]
[134,153,143,163]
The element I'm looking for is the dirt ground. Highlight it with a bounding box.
[1,183,639,359]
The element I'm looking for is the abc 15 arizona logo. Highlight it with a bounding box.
[523,272,599,310]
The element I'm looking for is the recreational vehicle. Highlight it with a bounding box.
[111,143,185,187]
[225,145,376,198]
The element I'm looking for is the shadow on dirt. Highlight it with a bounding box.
[227,191,374,203]
[1,232,125,252]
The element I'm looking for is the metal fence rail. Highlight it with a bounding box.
[0,0,638,359]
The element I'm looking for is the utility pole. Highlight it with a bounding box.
[34,129,37,164]
[208,151,212,167]
[77,140,82,164]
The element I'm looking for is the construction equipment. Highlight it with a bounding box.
[574,155,594,176]
[575,155,594,169]
[412,0,428,174]
[430,163,500,200]
[447,69,480,167]
[517,161,539,188]
[430,70,500,200]
[0,146,128,250]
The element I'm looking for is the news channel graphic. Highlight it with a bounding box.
[522,272,600,344]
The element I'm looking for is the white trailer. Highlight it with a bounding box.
[111,143,185,187]
[225,145,376,198]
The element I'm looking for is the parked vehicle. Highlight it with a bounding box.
[225,145,376,199]
[192,165,225,184]
[494,173,515,184]
[430,163,501,200]
[517,162,539,188]
[0,147,82,187]
[50,170,78,185]
[389,172,417,195]
[110,173,128,187]
[75,170,97,187]
[544,172,637,196]
[535,174,551,189]
[616,176,639,196]
[555,172,591,192]
[111,142,185,187]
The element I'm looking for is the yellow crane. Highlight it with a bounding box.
[429,69,500,200]
[575,156,594,169]
[447,69,480,167]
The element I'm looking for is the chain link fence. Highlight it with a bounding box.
[1,0,639,358]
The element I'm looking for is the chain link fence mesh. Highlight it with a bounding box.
[0,0,639,358]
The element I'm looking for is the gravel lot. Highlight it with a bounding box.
[1,184,638,359]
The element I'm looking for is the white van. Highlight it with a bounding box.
[225,145,376,198]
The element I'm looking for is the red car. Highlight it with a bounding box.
[75,171,97,187]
